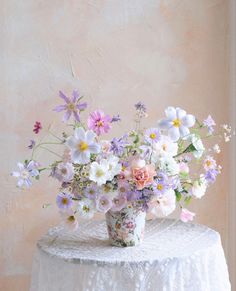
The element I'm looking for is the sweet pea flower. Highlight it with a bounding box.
[88,110,112,136]
[180,208,195,222]
[66,127,100,164]
[190,175,208,198]
[158,107,195,142]
[205,169,219,183]
[53,90,87,122]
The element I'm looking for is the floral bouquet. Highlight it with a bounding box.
[12,90,233,247]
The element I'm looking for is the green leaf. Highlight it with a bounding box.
[184,196,192,205]
[175,190,182,202]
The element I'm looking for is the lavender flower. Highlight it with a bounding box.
[135,102,147,113]
[111,114,121,123]
[52,162,74,182]
[203,115,216,134]
[56,192,73,210]
[28,139,36,149]
[87,110,112,136]
[110,134,128,156]
[54,90,87,122]
[205,169,219,183]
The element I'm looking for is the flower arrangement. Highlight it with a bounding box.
[12,90,233,233]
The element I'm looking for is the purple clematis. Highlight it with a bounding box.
[54,90,87,123]
[11,161,39,188]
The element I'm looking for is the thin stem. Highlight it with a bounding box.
[48,130,64,142]
[39,146,63,158]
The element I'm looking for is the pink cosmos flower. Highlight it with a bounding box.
[87,110,112,136]
[33,121,42,134]
[180,208,195,222]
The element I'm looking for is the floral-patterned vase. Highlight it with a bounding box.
[105,205,146,247]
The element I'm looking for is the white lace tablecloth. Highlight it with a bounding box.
[30,219,231,291]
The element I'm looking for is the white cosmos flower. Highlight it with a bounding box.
[77,198,95,219]
[89,159,110,186]
[158,107,195,142]
[158,156,180,176]
[66,127,100,164]
[151,189,176,216]
[106,155,122,180]
[191,175,208,199]
[152,135,178,162]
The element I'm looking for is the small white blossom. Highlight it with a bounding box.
[213,144,221,154]
[191,175,208,199]
[158,156,180,176]
[77,199,96,219]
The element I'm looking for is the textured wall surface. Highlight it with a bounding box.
[0,0,232,290]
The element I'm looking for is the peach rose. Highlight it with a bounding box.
[132,164,156,190]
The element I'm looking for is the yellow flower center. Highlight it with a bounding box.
[97,120,104,127]
[62,198,68,205]
[206,160,211,167]
[68,103,76,111]
[173,119,181,127]
[21,170,29,179]
[150,133,156,139]
[83,206,90,212]
[78,141,88,152]
[122,165,126,171]
[89,190,95,195]
[157,184,163,191]
[96,169,104,177]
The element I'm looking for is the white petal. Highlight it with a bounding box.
[165,107,176,119]
[17,179,24,188]
[88,143,101,154]
[179,126,190,137]
[17,163,24,171]
[158,119,172,130]
[74,127,85,140]
[176,107,186,119]
[86,130,96,143]
[66,137,77,149]
[12,171,20,177]
[182,114,196,128]
[168,127,180,142]
[72,151,90,164]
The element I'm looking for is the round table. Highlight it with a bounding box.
[30,219,231,291]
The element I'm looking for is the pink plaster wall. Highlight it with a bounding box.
[0,0,232,290]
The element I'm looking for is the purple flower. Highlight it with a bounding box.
[12,161,39,188]
[56,192,73,210]
[54,90,87,123]
[84,184,99,200]
[145,128,161,144]
[111,194,127,211]
[96,195,112,213]
[205,169,219,183]
[87,110,112,136]
[152,180,168,197]
[203,115,216,134]
[126,189,142,202]
[28,139,36,149]
[135,102,147,113]
[111,114,121,123]
[110,134,128,156]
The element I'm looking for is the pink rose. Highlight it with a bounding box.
[132,164,156,190]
